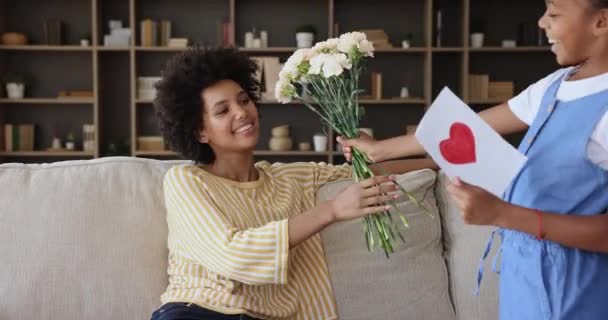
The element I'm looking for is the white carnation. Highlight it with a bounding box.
[275,80,296,103]
[359,39,375,57]
[337,33,358,53]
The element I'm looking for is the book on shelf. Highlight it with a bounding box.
[168,38,188,48]
[468,74,489,100]
[140,19,158,47]
[370,72,383,100]
[251,57,282,101]
[160,20,172,47]
[3,124,34,152]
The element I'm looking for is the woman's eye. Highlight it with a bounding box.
[216,109,228,115]
[240,98,250,104]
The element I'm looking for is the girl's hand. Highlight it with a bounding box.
[331,175,399,222]
[337,131,381,163]
[446,177,508,226]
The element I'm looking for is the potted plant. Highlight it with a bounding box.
[80,32,91,47]
[470,17,487,48]
[295,24,317,48]
[402,33,414,49]
[2,71,28,99]
[65,132,76,150]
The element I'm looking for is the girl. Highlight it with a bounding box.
[340,0,608,318]
[150,47,432,320]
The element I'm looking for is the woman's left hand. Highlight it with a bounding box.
[446,177,508,226]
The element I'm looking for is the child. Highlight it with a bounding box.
[150,47,432,320]
[339,0,608,318]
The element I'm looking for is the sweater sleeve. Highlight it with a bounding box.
[163,166,289,286]
[311,162,353,192]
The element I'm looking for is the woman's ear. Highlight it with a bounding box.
[196,128,209,144]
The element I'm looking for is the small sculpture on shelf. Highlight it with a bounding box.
[268,125,293,151]
[244,27,268,49]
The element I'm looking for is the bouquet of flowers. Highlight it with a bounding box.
[275,32,430,257]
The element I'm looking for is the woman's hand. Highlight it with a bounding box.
[330,175,399,222]
[337,131,382,163]
[446,177,508,226]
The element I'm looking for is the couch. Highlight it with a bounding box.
[0,157,500,320]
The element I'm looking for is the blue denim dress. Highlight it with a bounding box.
[479,73,608,319]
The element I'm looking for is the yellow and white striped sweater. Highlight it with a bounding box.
[160,161,352,320]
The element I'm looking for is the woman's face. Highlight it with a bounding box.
[198,79,260,155]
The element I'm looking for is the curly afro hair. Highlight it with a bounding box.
[154,46,261,164]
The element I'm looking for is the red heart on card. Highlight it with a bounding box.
[439,122,477,164]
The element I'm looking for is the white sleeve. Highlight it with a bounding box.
[507,68,571,125]
[588,112,608,171]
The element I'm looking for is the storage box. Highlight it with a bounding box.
[488,81,514,100]
[137,136,165,151]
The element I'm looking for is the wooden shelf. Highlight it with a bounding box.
[433,47,465,52]
[135,46,186,52]
[0,0,553,164]
[0,98,94,104]
[0,151,94,157]
[469,46,550,52]
[0,45,93,52]
[97,46,131,52]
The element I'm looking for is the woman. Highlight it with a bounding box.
[151,46,434,320]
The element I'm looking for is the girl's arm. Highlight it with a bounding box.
[340,102,529,162]
[448,177,608,253]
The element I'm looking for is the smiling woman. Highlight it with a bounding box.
[148,47,432,320]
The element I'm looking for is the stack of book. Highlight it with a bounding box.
[251,57,282,101]
[488,81,515,100]
[2,124,35,152]
[359,29,392,48]
[469,74,515,101]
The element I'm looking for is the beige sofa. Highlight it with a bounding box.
[0,157,500,320]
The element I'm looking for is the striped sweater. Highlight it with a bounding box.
[160,161,352,320]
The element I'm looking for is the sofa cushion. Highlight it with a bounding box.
[435,172,500,320]
[0,157,186,320]
[317,169,456,320]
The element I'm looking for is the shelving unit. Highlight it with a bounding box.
[0,0,555,164]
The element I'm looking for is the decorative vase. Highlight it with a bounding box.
[269,137,293,151]
[313,134,327,152]
[296,32,314,48]
[470,33,485,48]
[6,83,24,99]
